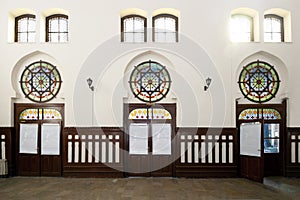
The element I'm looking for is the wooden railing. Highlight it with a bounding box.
[63,127,124,178]
[175,128,238,178]
[286,128,300,177]
[0,128,12,176]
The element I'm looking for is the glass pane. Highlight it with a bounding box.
[155,18,165,30]
[124,18,134,32]
[59,19,68,32]
[18,33,27,42]
[230,15,252,42]
[50,19,59,32]
[124,32,134,42]
[28,33,35,42]
[134,19,144,31]
[59,33,68,42]
[165,18,175,31]
[50,33,59,42]
[28,19,36,32]
[264,139,279,153]
[152,123,171,155]
[264,18,272,32]
[240,122,262,157]
[155,32,165,42]
[166,32,176,42]
[129,123,148,154]
[272,20,281,32]
[134,33,144,42]
[272,33,282,42]
[41,123,61,155]
[18,19,28,32]
[264,124,279,138]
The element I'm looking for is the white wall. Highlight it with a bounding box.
[0,0,299,127]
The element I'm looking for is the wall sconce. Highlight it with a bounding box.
[204,77,212,91]
[87,78,94,91]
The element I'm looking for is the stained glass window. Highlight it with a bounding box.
[264,14,283,42]
[121,15,146,42]
[20,60,62,102]
[153,14,178,42]
[20,108,62,120]
[15,14,36,43]
[129,108,172,119]
[238,108,281,120]
[129,60,171,103]
[238,60,280,103]
[46,14,69,42]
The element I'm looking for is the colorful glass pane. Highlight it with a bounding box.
[19,109,39,120]
[238,60,280,103]
[239,108,281,120]
[44,109,62,120]
[20,60,62,102]
[129,60,171,103]
[129,108,172,119]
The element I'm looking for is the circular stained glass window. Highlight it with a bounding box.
[129,60,171,103]
[238,60,280,103]
[20,60,62,102]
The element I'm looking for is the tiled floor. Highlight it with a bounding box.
[0,177,299,200]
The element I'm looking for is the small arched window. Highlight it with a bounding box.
[153,14,178,42]
[121,15,146,42]
[264,14,284,42]
[46,14,69,42]
[15,14,36,43]
[230,14,253,42]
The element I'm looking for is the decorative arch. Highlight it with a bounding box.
[152,8,180,18]
[235,51,288,103]
[120,8,147,18]
[11,51,64,102]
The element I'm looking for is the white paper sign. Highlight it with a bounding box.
[152,123,171,155]
[20,124,38,154]
[41,123,61,155]
[240,123,261,157]
[129,123,148,155]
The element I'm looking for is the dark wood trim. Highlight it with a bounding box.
[46,14,68,42]
[120,14,147,42]
[264,14,284,42]
[152,14,179,42]
[0,127,13,176]
[14,14,36,42]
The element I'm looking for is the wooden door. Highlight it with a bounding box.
[125,104,176,177]
[239,121,264,183]
[15,104,64,176]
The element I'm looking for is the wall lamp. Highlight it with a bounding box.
[87,78,94,91]
[204,77,212,91]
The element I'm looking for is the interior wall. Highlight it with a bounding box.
[0,0,299,127]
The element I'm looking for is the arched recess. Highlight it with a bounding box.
[8,9,37,42]
[11,50,65,103]
[152,8,180,18]
[120,8,147,18]
[264,8,291,42]
[235,51,288,104]
[41,8,69,42]
[230,7,259,42]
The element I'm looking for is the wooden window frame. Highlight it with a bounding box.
[46,14,69,42]
[121,14,147,42]
[264,14,284,42]
[15,14,36,42]
[152,14,178,42]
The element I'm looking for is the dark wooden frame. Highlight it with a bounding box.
[152,14,178,42]
[14,14,36,42]
[236,100,287,177]
[14,103,64,176]
[46,14,69,42]
[121,15,147,42]
[286,127,300,177]
[264,14,284,42]
[123,103,176,177]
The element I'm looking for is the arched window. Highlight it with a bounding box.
[238,60,280,103]
[238,108,281,120]
[230,14,253,42]
[153,14,178,42]
[129,60,171,103]
[129,108,172,119]
[20,60,62,102]
[15,14,36,42]
[264,14,284,42]
[121,15,146,42]
[46,14,69,42]
[19,108,62,120]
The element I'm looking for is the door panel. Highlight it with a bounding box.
[239,122,264,183]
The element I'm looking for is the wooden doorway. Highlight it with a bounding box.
[124,104,176,177]
[15,104,64,176]
[237,101,286,180]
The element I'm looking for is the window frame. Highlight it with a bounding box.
[15,14,36,43]
[46,14,69,42]
[264,14,284,42]
[121,14,147,43]
[152,14,178,42]
[230,14,254,42]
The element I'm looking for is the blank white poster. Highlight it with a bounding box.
[152,124,171,155]
[240,123,261,157]
[41,123,60,155]
[129,123,148,155]
[20,124,38,154]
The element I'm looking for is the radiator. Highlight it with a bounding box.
[0,159,8,176]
